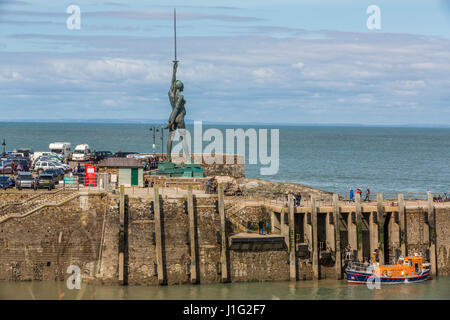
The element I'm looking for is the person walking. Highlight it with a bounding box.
[265,221,270,234]
[247,221,252,233]
[349,188,354,202]
[365,187,370,202]
[258,220,264,235]
[205,179,211,194]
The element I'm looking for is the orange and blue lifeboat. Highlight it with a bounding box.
[345,254,431,284]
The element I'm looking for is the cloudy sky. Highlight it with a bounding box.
[0,0,449,125]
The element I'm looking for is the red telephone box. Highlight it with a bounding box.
[86,164,96,186]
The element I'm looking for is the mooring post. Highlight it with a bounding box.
[347,210,358,262]
[398,193,407,256]
[187,185,198,284]
[311,195,319,280]
[377,193,385,264]
[288,194,296,281]
[218,184,229,282]
[154,185,166,285]
[355,193,363,262]
[118,185,125,283]
[370,211,378,260]
[427,192,437,277]
[332,194,342,279]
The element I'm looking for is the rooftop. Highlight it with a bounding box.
[97,157,143,168]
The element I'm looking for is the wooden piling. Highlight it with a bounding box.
[311,195,319,280]
[398,193,407,256]
[370,211,379,259]
[154,185,166,285]
[118,185,125,283]
[377,193,385,264]
[428,192,437,276]
[218,184,229,282]
[355,193,363,261]
[333,194,342,279]
[288,194,296,281]
[187,185,198,284]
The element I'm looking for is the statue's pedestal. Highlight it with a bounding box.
[153,162,204,177]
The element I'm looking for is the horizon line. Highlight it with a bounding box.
[0,119,449,128]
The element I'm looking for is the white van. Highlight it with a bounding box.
[49,142,72,161]
[72,144,91,161]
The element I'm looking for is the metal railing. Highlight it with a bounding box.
[57,173,110,192]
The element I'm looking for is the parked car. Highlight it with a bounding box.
[0,160,13,174]
[35,174,56,190]
[16,172,35,190]
[0,176,15,189]
[15,148,33,159]
[113,151,138,158]
[91,151,113,162]
[33,154,63,165]
[43,168,65,181]
[34,160,70,173]
[14,159,31,171]
[32,152,59,162]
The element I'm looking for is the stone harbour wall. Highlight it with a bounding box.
[0,191,449,286]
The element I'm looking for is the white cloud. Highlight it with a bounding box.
[1,29,449,124]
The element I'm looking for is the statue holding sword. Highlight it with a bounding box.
[166,9,190,163]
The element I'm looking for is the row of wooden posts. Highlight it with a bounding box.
[116,186,438,284]
[285,192,438,281]
[117,184,230,285]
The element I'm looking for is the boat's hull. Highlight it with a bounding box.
[346,270,430,284]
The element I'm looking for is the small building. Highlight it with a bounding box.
[97,158,144,187]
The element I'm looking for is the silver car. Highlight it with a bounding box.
[16,171,35,190]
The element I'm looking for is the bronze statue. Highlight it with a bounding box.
[165,9,189,163]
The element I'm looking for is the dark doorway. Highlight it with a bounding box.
[318,213,327,251]
[295,213,304,243]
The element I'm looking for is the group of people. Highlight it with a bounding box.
[247,220,270,235]
[433,193,449,202]
[205,178,218,194]
[349,187,370,202]
[145,156,160,171]
[284,192,302,207]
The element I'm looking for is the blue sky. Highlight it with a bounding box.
[0,0,449,125]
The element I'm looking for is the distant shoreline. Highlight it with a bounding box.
[0,120,449,129]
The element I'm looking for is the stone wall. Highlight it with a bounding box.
[144,176,207,191]
[436,208,450,276]
[0,191,449,286]
[0,193,107,282]
[171,154,245,178]
[406,209,429,256]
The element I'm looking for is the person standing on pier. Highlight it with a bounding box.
[349,188,354,202]
[258,220,264,235]
[365,187,370,202]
